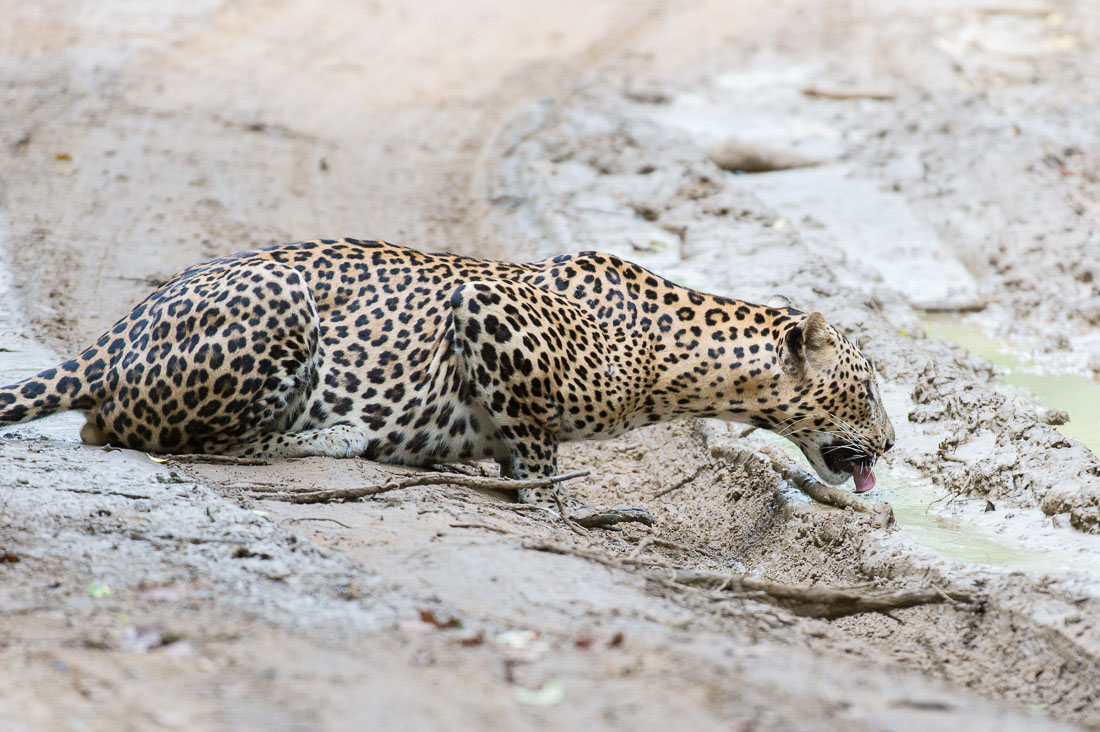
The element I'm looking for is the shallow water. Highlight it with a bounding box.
[747,313,1100,572]
[922,313,1100,457]
[755,429,1100,573]
[872,460,1052,568]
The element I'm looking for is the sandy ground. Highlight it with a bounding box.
[2,0,1100,729]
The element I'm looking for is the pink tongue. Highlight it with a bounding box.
[852,465,876,494]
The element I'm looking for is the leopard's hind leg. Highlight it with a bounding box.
[83,260,323,453]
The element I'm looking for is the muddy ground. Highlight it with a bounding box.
[2,0,1100,729]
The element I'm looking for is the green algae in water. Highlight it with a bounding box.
[921,314,1100,457]
[871,461,1048,567]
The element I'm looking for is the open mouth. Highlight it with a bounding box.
[821,442,877,494]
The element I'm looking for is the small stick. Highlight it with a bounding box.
[716,442,895,528]
[448,522,517,535]
[784,465,887,517]
[166,454,284,466]
[523,539,973,619]
[553,494,591,536]
[919,302,990,314]
[626,536,695,559]
[669,568,973,619]
[932,585,969,607]
[654,464,707,498]
[247,470,590,505]
[499,503,560,517]
[279,517,352,529]
[656,426,752,498]
[62,488,153,500]
[802,86,895,101]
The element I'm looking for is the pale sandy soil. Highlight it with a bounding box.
[2,1,1099,730]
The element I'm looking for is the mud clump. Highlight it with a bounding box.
[707,137,820,173]
[909,356,1100,532]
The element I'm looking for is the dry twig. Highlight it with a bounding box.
[918,297,994,314]
[448,522,519,535]
[62,488,153,500]
[713,442,895,528]
[279,517,352,529]
[245,470,589,504]
[654,464,708,498]
[523,539,974,619]
[166,454,283,466]
[553,493,590,536]
[802,86,895,101]
[626,536,696,559]
[667,568,972,619]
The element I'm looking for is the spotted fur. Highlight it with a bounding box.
[0,239,894,520]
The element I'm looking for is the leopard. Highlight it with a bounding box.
[0,239,894,527]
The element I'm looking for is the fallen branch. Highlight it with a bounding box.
[448,522,518,535]
[668,568,973,619]
[654,464,707,498]
[626,536,697,560]
[62,488,154,500]
[524,539,974,619]
[713,442,895,528]
[917,297,994,314]
[802,86,895,101]
[245,470,590,505]
[166,454,283,466]
[977,4,1056,17]
[779,461,895,529]
[279,517,352,529]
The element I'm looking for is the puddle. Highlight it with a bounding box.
[752,429,1100,572]
[922,313,1100,457]
[871,460,1046,567]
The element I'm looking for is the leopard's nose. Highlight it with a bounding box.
[883,436,895,453]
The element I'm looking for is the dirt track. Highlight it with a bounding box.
[3,1,1100,729]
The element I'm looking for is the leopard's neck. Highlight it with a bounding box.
[635,288,801,427]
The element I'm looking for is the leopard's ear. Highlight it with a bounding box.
[765,294,793,309]
[784,312,837,374]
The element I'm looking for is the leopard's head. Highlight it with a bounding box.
[769,306,894,493]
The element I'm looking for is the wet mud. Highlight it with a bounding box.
[3,0,1100,729]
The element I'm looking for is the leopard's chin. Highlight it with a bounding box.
[801,440,876,491]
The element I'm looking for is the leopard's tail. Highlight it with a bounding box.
[0,349,109,427]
